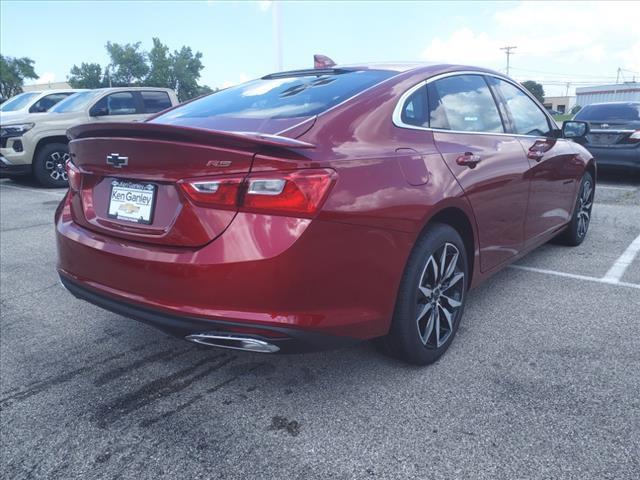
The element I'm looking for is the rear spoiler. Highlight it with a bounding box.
[67,122,316,150]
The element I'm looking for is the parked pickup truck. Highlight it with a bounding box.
[0,87,179,186]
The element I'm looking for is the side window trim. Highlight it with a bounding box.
[393,70,559,138]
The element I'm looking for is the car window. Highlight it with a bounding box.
[153,69,396,121]
[92,92,138,115]
[29,93,74,113]
[0,92,40,112]
[487,77,551,136]
[427,75,504,133]
[400,86,429,127]
[141,91,172,113]
[51,90,103,113]
[574,103,640,121]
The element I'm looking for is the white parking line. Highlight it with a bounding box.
[509,265,640,290]
[602,233,640,283]
[598,185,638,192]
[0,183,66,197]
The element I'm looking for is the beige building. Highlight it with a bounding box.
[22,81,72,92]
[543,96,576,114]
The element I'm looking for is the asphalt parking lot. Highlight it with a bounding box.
[1,173,639,480]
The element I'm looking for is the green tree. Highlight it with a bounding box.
[196,85,216,97]
[105,41,149,86]
[522,80,545,104]
[145,37,172,87]
[0,55,38,99]
[68,62,103,89]
[169,46,205,101]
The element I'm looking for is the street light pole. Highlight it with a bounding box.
[272,1,283,72]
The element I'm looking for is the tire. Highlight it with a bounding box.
[554,172,594,246]
[33,143,70,188]
[379,223,469,365]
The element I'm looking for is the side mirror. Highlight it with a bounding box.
[89,106,108,117]
[28,105,47,113]
[562,120,589,139]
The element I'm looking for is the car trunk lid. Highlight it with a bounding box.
[67,122,314,248]
[584,120,640,147]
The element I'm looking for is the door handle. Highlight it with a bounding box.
[456,152,482,169]
[527,150,545,162]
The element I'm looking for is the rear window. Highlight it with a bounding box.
[153,69,395,121]
[575,103,640,121]
[141,91,172,113]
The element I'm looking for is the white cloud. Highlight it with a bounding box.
[258,1,272,12]
[617,41,640,78]
[420,1,640,95]
[421,28,503,67]
[39,72,55,84]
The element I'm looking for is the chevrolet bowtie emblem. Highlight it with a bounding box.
[106,153,128,168]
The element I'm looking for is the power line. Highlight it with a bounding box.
[500,46,517,75]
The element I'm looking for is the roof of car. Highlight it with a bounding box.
[268,62,507,80]
[23,89,85,95]
[89,87,175,93]
[585,101,640,106]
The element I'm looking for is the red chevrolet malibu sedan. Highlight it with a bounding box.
[55,63,595,365]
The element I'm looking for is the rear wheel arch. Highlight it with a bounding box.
[585,158,597,186]
[418,206,476,289]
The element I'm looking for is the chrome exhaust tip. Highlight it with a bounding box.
[185,333,280,353]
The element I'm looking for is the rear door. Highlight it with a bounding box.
[486,76,582,243]
[427,74,531,272]
[89,91,144,123]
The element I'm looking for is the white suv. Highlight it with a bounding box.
[0,87,179,187]
[0,89,83,122]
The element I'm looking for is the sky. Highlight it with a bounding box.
[1,0,639,97]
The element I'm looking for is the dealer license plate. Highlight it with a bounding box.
[107,180,157,225]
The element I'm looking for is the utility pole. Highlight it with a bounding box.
[616,67,621,84]
[500,46,517,75]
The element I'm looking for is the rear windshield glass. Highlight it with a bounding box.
[153,69,395,121]
[0,92,39,112]
[575,103,640,121]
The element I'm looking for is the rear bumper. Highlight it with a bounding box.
[59,273,358,353]
[585,145,640,170]
[55,193,412,345]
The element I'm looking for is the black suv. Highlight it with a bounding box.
[573,101,640,172]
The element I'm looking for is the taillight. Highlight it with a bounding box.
[65,160,81,192]
[627,130,640,143]
[179,176,243,210]
[179,169,336,217]
[243,169,336,216]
